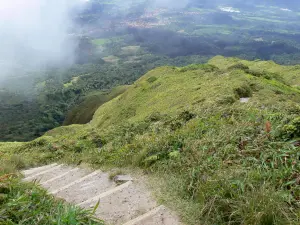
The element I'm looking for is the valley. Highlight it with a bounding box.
[2,1,300,141]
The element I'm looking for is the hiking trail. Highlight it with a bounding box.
[22,163,182,225]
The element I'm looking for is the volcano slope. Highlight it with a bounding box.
[1,56,300,225]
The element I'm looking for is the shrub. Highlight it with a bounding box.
[217,95,237,104]
[234,84,252,98]
[228,63,249,71]
[9,155,26,170]
[178,64,219,73]
[147,76,158,83]
[246,70,287,84]
[145,112,165,122]
[178,110,196,122]
[280,117,300,139]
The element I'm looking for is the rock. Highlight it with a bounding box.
[240,97,250,103]
[113,175,133,183]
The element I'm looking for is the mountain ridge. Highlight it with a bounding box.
[2,56,300,224]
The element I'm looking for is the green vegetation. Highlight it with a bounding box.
[0,50,207,142]
[3,56,300,224]
[64,85,129,125]
[2,1,300,223]
[0,143,103,225]
[92,38,110,46]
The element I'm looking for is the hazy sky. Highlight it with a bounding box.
[0,0,86,81]
[153,0,189,8]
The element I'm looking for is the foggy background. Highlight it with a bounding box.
[0,0,299,83]
[0,0,87,82]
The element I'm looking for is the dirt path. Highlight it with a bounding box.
[22,164,182,225]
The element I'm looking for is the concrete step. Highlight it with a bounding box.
[21,164,182,225]
[53,171,116,205]
[80,181,157,225]
[23,165,74,183]
[22,163,58,177]
[123,205,181,225]
[41,167,91,192]
[50,170,100,195]
[77,181,133,208]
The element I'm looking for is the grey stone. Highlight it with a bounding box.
[240,97,250,103]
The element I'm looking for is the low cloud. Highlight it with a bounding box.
[0,0,86,81]
[152,0,189,8]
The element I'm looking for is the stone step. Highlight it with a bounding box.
[22,163,58,177]
[54,171,117,205]
[80,181,157,225]
[123,205,182,225]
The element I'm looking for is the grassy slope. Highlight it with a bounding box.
[63,85,129,125]
[1,56,300,224]
[209,56,300,87]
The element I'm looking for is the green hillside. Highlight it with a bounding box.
[2,56,300,224]
[63,85,129,125]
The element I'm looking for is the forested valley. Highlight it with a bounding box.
[2,0,300,141]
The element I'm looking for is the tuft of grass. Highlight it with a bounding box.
[0,180,103,224]
[9,154,27,170]
[108,169,125,181]
[0,157,103,225]
[0,142,103,224]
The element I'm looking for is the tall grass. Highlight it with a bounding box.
[0,146,103,225]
